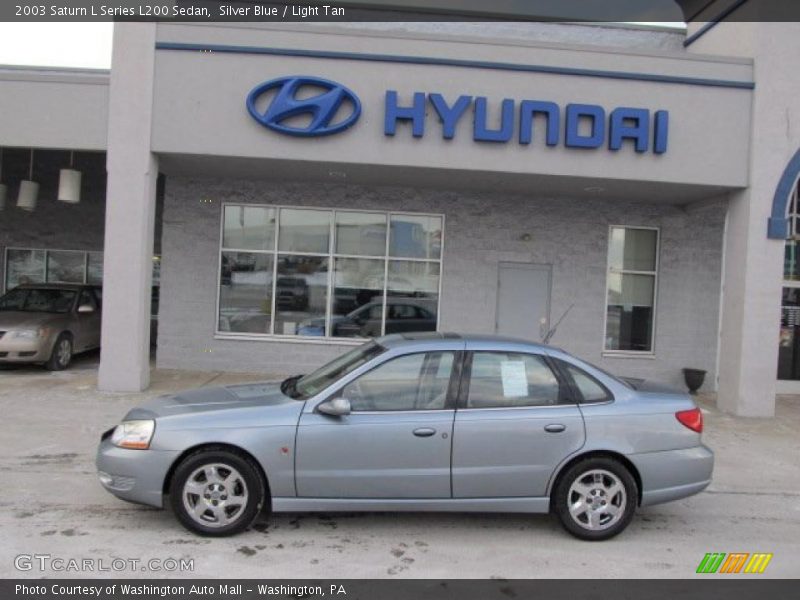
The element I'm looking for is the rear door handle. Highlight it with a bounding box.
[544,423,566,433]
[413,428,436,437]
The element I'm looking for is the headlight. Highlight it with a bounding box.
[13,328,47,339]
[110,420,155,450]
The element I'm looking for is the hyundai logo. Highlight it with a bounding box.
[246,76,362,137]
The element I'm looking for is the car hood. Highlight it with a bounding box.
[123,381,298,420]
[0,311,63,329]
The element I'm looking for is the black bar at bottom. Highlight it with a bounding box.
[2,580,797,600]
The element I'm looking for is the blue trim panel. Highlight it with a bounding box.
[683,0,751,48]
[768,148,800,239]
[155,42,755,90]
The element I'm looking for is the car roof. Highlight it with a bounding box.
[378,332,551,351]
[358,297,433,308]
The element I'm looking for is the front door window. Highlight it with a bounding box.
[342,351,454,411]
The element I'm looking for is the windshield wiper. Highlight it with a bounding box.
[280,374,303,399]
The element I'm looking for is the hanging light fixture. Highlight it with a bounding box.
[16,148,38,211]
[58,150,81,204]
[0,148,7,211]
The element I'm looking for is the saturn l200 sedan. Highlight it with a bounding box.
[96,333,713,540]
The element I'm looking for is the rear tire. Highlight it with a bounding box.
[170,449,265,537]
[45,333,72,371]
[553,457,637,541]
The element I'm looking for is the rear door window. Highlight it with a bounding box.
[465,352,568,408]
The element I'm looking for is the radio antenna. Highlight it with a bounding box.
[543,303,574,344]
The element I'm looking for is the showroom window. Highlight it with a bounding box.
[779,179,800,380]
[784,183,800,282]
[4,248,161,319]
[604,226,659,353]
[3,247,104,291]
[217,204,443,340]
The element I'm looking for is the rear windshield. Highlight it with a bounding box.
[563,352,632,389]
[0,288,77,314]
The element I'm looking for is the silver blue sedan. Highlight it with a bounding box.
[96,333,713,541]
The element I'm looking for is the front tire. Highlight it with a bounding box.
[553,457,637,541]
[45,333,72,371]
[170,449,265,536]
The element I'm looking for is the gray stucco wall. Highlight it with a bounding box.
[157,176,724,391]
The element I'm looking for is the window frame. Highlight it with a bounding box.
[457,351,577,410]
[326,350,464,413]
[215,202,445,344]
[602,225,660,357]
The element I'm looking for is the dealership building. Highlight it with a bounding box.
[0,6,798,417]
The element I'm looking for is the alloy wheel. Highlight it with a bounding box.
[57,339,72,367]
[566,469,627,531]
[182,463,249,528]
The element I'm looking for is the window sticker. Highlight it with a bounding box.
[500,360,528,398]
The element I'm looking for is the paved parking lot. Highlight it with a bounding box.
[2,355,799,578]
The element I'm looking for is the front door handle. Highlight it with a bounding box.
[413,428,436,437]
[544,423,566,433]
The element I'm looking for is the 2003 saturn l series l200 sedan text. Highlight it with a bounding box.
[96,333,713,541]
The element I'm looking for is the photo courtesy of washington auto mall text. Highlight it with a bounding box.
[14,584,343,597]
[2,0,800,598]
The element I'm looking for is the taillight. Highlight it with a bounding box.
[676,408,703,433]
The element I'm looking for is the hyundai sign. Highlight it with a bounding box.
[247,76,669,154]
[246,76,362,137]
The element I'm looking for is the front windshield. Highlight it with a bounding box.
[0,288,77,314]
[287,341,386,400]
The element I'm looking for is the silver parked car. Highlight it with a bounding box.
[96,333,713,540]
[0,284,102,370]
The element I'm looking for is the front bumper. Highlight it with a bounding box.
[96,436,180,508]
[0,335,51,362]
[630,444,714,507]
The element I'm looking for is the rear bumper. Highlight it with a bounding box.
[629,445,714,507]
[96,437,179,508]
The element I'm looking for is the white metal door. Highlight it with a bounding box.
[495,262,552,341]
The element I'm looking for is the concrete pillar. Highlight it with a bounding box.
[98,23,158,392]
[717,190,784,417]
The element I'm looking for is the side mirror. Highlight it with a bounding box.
[77,304,95,314]
[317,397,351,417]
